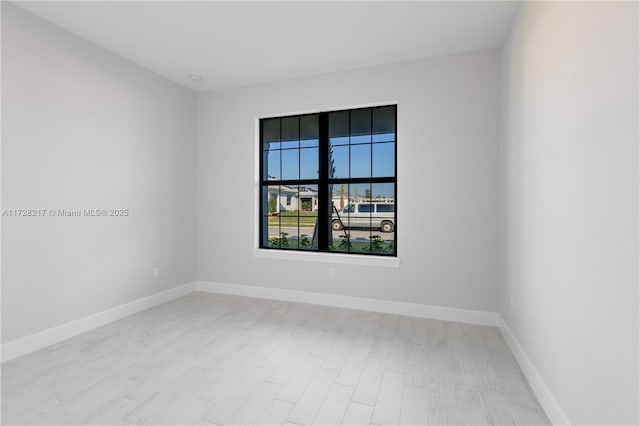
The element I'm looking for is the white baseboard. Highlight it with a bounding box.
[0,279,499,363]
[1,281,197,363]
[499,316,570,426]
[195,280,500,327]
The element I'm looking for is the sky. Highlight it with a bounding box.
[265,132,395,181]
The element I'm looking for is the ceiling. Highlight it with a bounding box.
[14,1,519,92]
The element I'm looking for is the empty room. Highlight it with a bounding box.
[1,1,638,425]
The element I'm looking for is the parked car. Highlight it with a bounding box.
[332,202,395,232]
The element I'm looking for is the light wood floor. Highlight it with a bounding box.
[2,292,550,425]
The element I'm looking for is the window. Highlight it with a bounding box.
[260,105,396,256]
[358,204,372,213]
[376,204,394,213]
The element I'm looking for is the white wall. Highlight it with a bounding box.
[197,49,500,313]
[500,2,639,425]
[1,3,197,343]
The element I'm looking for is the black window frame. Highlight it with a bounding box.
[259,105,397,257]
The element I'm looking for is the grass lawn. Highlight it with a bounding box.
[268,211,317,227]
[329,238,394,254]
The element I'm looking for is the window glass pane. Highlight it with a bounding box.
[261,186,271,248]
[263,118,280,150]
[349,182,369,203]
[281,210,299,249]
[331,137,350,146]
[371,182,394,202]
[280,141,298,149]
[350,144,371,178]
[330,198,351,253]
[276,186,295,248]
[329,111,349,146]
[370,183,395,254]
[372,134,395,143]
[330,145,349,179]
[350,109,371,144]
[330,183,354,253]
[281,116,299,149]
[298,184,318,250]
[372,142,395,178]
[331,185,347,213]
[300,114,319,148]
[372,106,396,143]
[300,147,318,179]
[264,149,280,180]
[269,185,319,250]
[281,149,299,180]
[264,185,281,247]
[261,186,270,217]
[330,183,372,253]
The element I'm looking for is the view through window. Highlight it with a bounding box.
[260,105,396,256]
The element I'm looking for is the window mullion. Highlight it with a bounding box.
[317,112,329,251]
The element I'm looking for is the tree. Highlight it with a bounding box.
[268,193,277,215]
[312,147,337,249]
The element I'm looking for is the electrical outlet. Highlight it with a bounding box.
[329,268,336,279]
[154,267,160,278]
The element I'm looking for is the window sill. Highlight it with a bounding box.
[252,248,400,268]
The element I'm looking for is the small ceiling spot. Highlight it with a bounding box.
[188,74,203,82]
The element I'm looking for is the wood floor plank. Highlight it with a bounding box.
[342,401,374,426]
[267,346,311,385]
[123,367,213,425]
[170,399,214,425]
[399,385,429,425]
[368,314,397,360]
[201,367,272,424]
[85,397,140,425]
[336,343,372,387]
[335,314,379,387]
[228,381,282,425]
[370,370,405,426]
[277,354,325,403]
[312,383,354,425]
[258,399,296,425]
[38,368,140,424]
[286,368,339,425]
[385,336,410,374]
[323,310,368,371]
[352,357,385,406]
